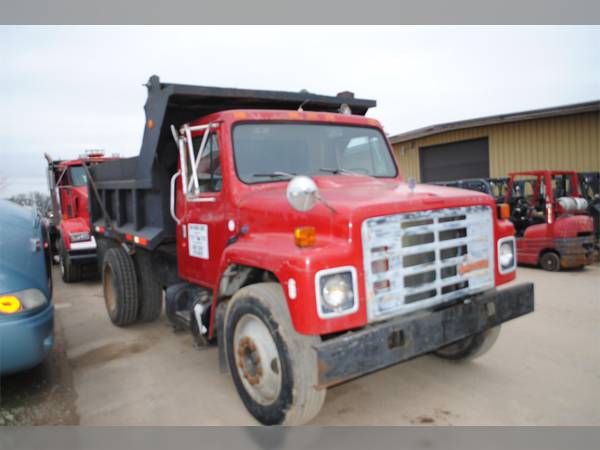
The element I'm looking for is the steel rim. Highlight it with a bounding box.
[233,313,282,406]
[544,255,558,271]
[103,266,116,314]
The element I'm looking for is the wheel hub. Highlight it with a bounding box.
[233,313,282,405]
[237,336,263,385]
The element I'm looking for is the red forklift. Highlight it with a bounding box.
[505,170,595,271]
[45,150,120,282]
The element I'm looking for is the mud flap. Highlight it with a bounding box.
[216,301,229,374]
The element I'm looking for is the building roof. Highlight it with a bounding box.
[389,100,600,144]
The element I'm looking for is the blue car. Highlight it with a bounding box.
[0,199,54,376]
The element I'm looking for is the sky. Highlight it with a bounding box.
[0,25,599,198]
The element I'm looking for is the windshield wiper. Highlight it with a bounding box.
[319,167,371,177]
[251,171,296,180]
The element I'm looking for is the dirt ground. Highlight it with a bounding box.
[1,264,599,425]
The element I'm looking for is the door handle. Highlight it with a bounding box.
[170,171,182,225]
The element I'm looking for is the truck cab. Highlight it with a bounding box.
[46,150,119,282]
[506,170,594,270]
[89,76,534,425]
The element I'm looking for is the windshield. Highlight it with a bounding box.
[69,166,88,186]
[232,123,397,183]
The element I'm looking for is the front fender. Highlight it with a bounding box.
[213,232,368,336]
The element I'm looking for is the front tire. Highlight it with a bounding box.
[59,238,82,283]
[434,326,501,362]
[224,283,325,425]
[540,251,561,272]
[102,247,139,326]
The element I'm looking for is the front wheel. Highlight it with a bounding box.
[59,238,82,283]
[540,251,561,272]
[433,326,501,362]
[224,283,325,425]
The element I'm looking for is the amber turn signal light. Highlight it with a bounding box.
[498,203,510,220]
[294,226,316,247]
[0,296,22,314]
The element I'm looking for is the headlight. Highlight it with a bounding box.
[70,231,90,242]
[498,237,516,274]
[315,267,359,318]
[0,288,48,315]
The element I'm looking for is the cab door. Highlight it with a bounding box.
[58,168,75,219]
[176,127,229,288]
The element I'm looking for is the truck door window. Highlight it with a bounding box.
[69,166,88,186]
[190,133,221,193]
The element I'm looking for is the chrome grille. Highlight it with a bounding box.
[361,205,494,321]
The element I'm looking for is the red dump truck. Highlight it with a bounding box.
[88,76,534,425]
[45,150,119,282]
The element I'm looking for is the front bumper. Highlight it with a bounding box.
[68,236,97,264]
[315,283,534,388]
[556,236,595,268]
[0,304,54,375]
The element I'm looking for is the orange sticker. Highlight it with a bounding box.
[458,259,489,275]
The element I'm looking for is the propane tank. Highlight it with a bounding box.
[574,197,589,212]
[557,197,588,213]
[557,197,577,212]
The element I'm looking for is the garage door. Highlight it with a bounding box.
[419,138,489,182]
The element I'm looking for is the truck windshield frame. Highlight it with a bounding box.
[232,122,398,184]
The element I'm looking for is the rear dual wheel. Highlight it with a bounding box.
[225,283,325,425]
[102,246,163,326]
[133,250,163,322]
[102,247,139,326]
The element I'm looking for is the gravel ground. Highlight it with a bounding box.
[0,313,79,425]
[1,263,599,425]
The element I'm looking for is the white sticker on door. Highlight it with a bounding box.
[188,223,209,259]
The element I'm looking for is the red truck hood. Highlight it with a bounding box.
[237,176,495,240]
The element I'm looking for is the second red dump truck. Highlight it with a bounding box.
[45,151,119,282]
[88,76,534,425]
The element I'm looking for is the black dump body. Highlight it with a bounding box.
[89,75,376,250]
